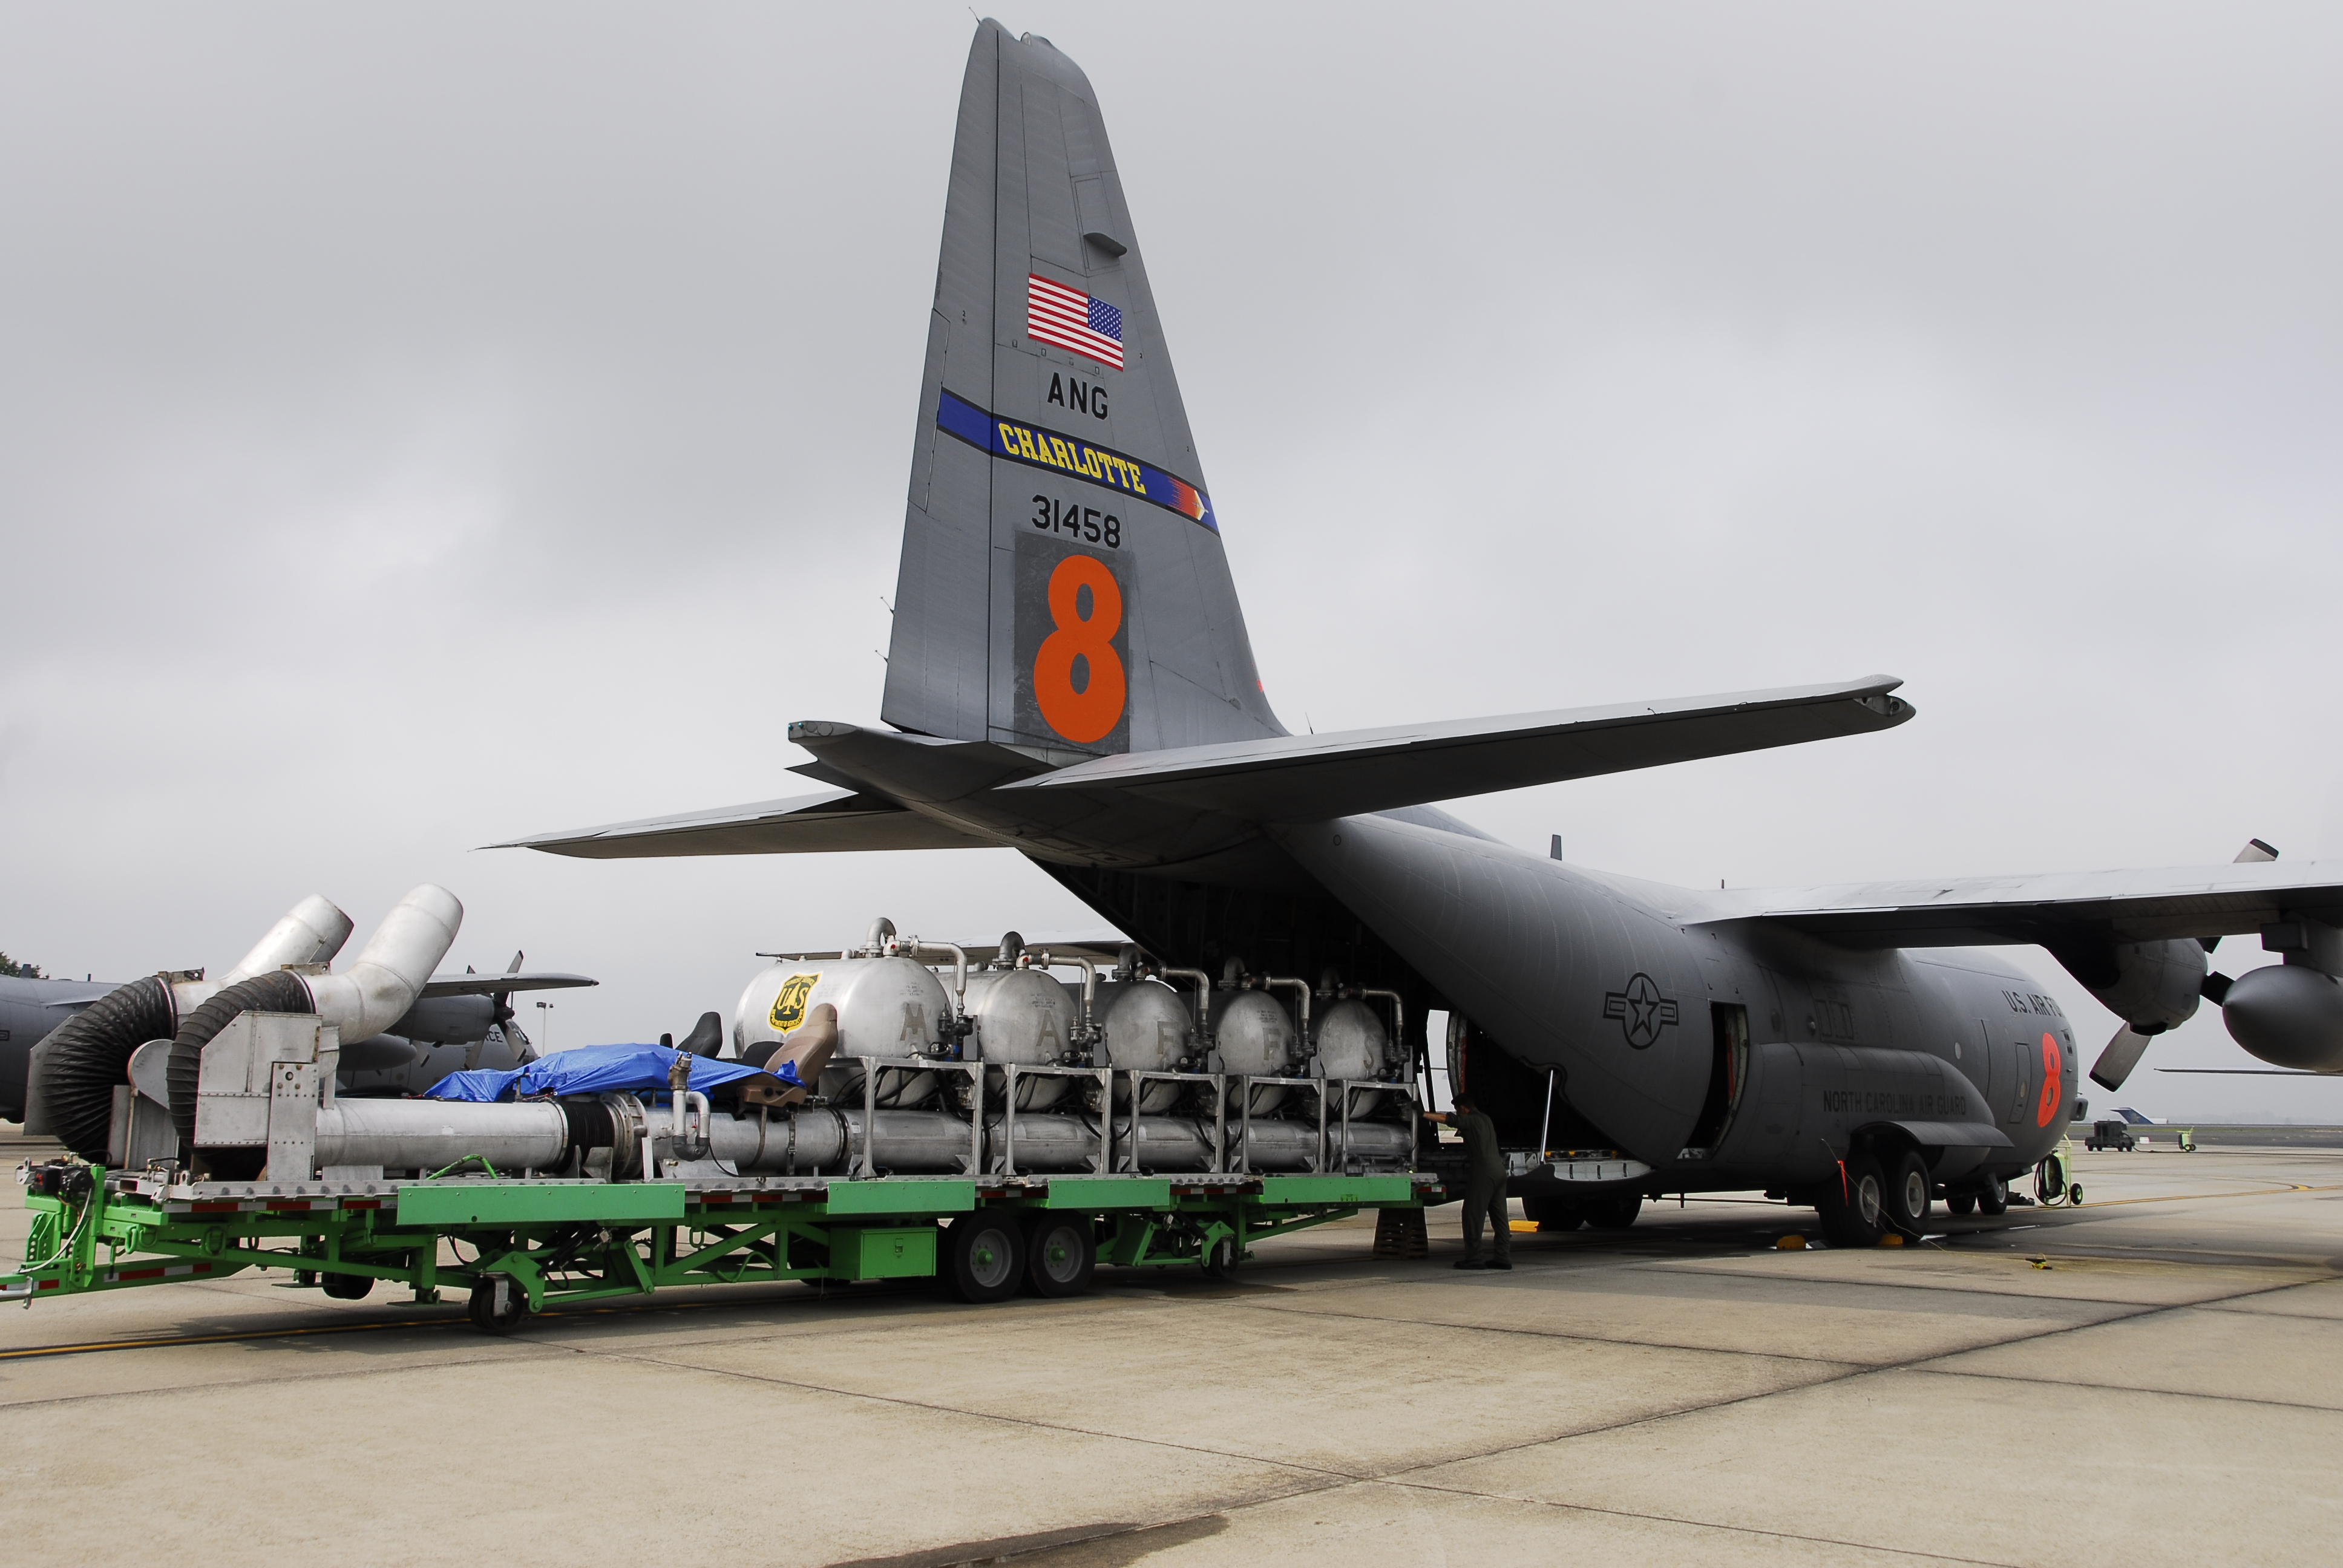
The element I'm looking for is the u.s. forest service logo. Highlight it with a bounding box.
[1603,973,1679,1050]
[770,973,820,1034]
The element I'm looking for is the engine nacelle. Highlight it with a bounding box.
[2053,938,2206,1033]
[2221,964,2343,1071]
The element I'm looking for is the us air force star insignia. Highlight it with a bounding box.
[1602,973,1679,1049]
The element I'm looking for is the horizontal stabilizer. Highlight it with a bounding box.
[995,676,1912,822]
[2158,1067,2340,1076]
[40,991,114,1011]
[418,972,598,999]
[490,788,998,860]
[1712,859,2343,947]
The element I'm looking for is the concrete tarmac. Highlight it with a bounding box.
[4,1126,2339,1566]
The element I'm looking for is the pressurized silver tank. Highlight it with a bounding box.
[1312,997,1394,1116]
[1312,998,1390,1079]
[733,956,952,1106]
[1211,988,1298,1112]
[964,967,1077,1108]
[1099,980,1192,1111]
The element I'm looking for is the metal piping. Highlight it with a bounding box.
[298,886,463,1046]
[1158,968,1213,1051]
[861,916,898,956]
[219,895,354,986]
[900,938,969,1011]
[1039,952,1099,1035]
[1261,977,1312,1056]
[1360,988,1406,1080]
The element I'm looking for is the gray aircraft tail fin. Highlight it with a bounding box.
[882,21,1283,759]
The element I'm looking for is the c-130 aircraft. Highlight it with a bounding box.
[505,20,2343,1246]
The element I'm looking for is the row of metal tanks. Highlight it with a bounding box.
[695,920,1420,1176]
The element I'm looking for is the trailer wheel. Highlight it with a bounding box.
[1202,1234,1240,1279]
[321,1273,375,1301]
[467,1277,528,1334]
[1024,1215,1095,1298]
[945,1214,1025,1304]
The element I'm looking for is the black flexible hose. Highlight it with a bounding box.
[166,971,313,1179]
[33,977,175,1163]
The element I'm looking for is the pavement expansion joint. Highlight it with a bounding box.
[1215,1293,1874,1369]
[1352,1474,2028,1567]
[572,1344,1376,1484]
[1902,1363,2343,1416]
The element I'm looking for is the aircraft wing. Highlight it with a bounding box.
[418,973,599,999]
[488,787,999,859]
[994,676,1912,822]
[1709,860,2343,948]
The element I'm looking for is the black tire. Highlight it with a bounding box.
[2083,1139,2098,1151]
[1024,1214,1095,1298]
[1816,1154,1886,1247]
[945,1212,1025,1304]
[466,1277,527,1334]
[321,1272,375,1301]
[1977,1174,2009,1215]
[1883,1149,1932,1236]
[1201,1233,1241,1279]
[1586,1195,1642,1230]
[1522,1194,1587,1232]
[1947,1192,1976,1217]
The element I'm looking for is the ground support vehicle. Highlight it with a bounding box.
[7,1164,1437,1331]
[2084,1119,2137,1152]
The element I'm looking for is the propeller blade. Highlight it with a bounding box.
[2091,1024,2155,1092]
[507,950,524,973]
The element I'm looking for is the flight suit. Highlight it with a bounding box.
[1455,1109,1510,1263]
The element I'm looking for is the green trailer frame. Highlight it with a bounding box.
[7,1166,1437,1326]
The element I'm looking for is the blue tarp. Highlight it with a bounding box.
[424,1044,800,1103]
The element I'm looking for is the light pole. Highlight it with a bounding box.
[536,1000,554,1052]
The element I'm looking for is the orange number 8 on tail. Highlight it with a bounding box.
[1034,555,1127,744]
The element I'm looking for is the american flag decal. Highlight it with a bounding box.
[1027,274,1125,369]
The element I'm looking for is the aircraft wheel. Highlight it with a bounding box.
[1587,1195,1642,1230]
[1883,1150,1932,1236]
[944,1213,1026,1305]
[1947,1192,1976,1217]
[1977,1174,2009,1216]
[1023,1214,1095,1298]
[1817,1155,1886,1247]
[1522,1195,1586,1232]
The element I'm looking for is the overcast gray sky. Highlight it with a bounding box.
[5,3,2339,1119]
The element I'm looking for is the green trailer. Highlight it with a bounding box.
[8,1161,1439,1332]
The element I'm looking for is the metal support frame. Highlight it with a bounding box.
[996,1062,1114,1177]
[835,1053,986,1178]
[1121,1069,1227,1174]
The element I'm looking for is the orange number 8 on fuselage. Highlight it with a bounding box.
[1034,555,1127,744]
